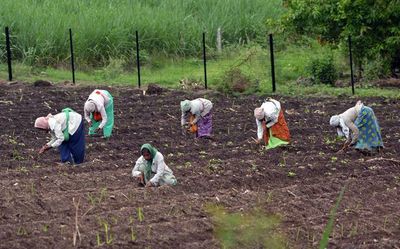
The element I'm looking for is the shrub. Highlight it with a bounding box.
[217,68,256,94]
[363,55,391,81]
[307,56,338,85]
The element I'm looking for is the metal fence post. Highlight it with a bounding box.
[69,28,76,84]
[348,35,355,95]
[203,32,208,89]
[5,27,12,81]
[269,34,276,92]
[135,30,141,88]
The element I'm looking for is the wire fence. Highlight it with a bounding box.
[1,26,356,94]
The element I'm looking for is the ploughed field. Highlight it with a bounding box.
[0,83,399,248]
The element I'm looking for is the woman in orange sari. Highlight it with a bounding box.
[254,98,290,149]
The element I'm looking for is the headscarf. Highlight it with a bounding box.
[180,100,191,113]
[330,115,350,139]
[34,114,51,130]
[254,107,264,120]
[84,101,96,113]
[140,143,158,183]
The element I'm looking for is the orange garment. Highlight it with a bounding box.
[188,114,198,133]
[93,111,102,121]
[262,110,290,144]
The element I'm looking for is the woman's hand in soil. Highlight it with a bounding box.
[337,142,350,154]
[145,181,154,188]
[87,121,92,128]
[139,174,145,185]
[39,144,49,154]
[181,126,187,135]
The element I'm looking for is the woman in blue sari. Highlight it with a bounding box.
[329,101,383,153]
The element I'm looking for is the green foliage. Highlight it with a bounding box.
[363,55,391,81]
[217,68,255,94]
[205,204,285,249]
[137,207,145,222]
[307,56,338,85]
[97,219,114,245]
[319,183,347,249]
[281,0,400,75]
[0,0,284,66]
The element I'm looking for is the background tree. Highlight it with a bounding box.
[279,0,400,79]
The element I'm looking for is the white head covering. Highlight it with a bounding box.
[330,115,349,139]
[180,100,191,112]
[84,101,96,113]
[254,107,264,120]
[329,115,340,127]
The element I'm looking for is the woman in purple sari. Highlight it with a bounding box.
[180,98,213,138]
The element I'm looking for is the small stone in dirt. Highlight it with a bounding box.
[34,80,52,87]
[146,83,164,95]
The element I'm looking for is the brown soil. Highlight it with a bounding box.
[0,83,399,249]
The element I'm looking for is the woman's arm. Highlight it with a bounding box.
[98,105,108,129]
[149,153,166,185]
[48,121,64,147]
[132,157,144,177]
[256,119,263,140]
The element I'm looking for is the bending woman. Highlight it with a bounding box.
[84,89,114,138]
[180,98,213,138]
[330,100,383,152]
[254,98,290,149]
[34,108,85,164]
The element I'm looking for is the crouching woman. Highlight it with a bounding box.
[34,108,85,164]
[132,144,177,187]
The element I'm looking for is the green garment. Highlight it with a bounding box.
[266,129,289,150]
[62,108,74,141]
[141,143,158,183]
[89,90,114,138]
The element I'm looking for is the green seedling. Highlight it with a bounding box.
[42,224,49,233]
[96,232,103,246]
[17,227,27,236]
[250,163,258,172]
[99,188,108,203]
[137,207,145,222]
[266,191,273,203]
[295,227,301,241]
[287,171,296,177]
[12,149,25,161]
[87,187,108,206]
[103,222,113,244]
[97,220,113,245]
[147,225,152,239]
[87,193,96,206]
[330,156,338,162]
[383,216,389,230]
[128,215,137,241]
[30,182,36,195]
[111,216,118,225]
[207,159,223,173]
[17,166,29,174]
[278,152,287,167]
[349,222,358,237]
[130,227,136,242]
